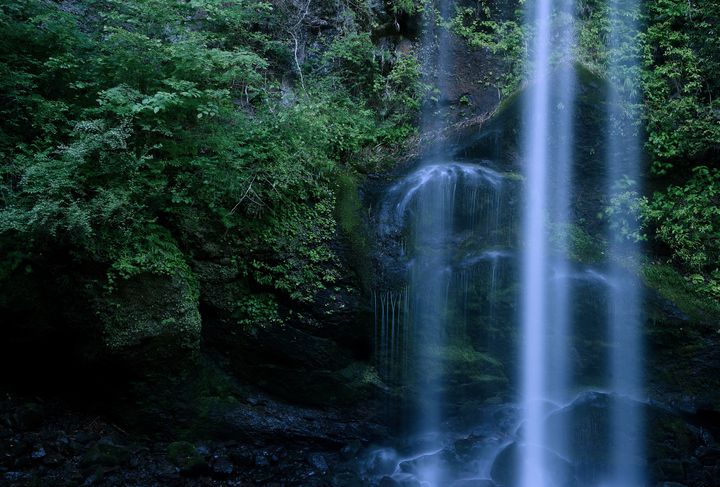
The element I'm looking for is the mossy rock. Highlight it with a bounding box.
[335,171,374,292]
[399,343,509,411]
[167,441,207,475]
[453,63,610,233]
[245,361,383,406]
[97,271,201,370]
[81,440,131,468]
[642,263,720,324]
[491,442,576,487]
[538,392,700,485]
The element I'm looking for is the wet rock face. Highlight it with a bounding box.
[356,393,718,487]
[362,67,720,486]
[644,288,720,413]
[488,392,720,487]
[368,159,522,423]
[211,391,388,447]
[439,64,720,414]
[0,260,204,427]
[199,285,379,408]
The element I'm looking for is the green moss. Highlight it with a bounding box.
[335,171,373,290]
[501,171,523,181]
[81,441,131,467]
[548,222,605,264]
[642,263,720,323]
[100,271,201,354]
[247,189,342,304]
[422,342,506,387]
[232,293,283,329]
[167,441,206,474]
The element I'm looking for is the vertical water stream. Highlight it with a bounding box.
[606,0,644,484]
[369,0,644,485]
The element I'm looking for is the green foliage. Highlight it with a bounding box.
[374,53,426,142]
[576,1,609,73]
[449,3,525,97]
[641,167,720,298]
[0,0,423,329]
[248,192,341,303]
[234,294,283,328]
[321,32,378,96]
[573,0,719,176]
[389,0,421,15]
[549,222,605,263]
[315,33,425,142]
[604,177,645,244]
[640,1,720,175]
[642,263,720,323]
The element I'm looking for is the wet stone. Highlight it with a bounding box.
[363,448,398,477]
[340,441,361,461]
[657,459,685,481]
[451,480,497,487]
[230,448,254,466]
[255,452,270,467]
[166,441,207,476]
[31,446,46,459]
[332,470,364,487]
[12,403,44,431]
[379,476,401,487]
[307,452,329,474]
[5,471,30,482]
[74,432,95,445]
[81,440,130,468]
[42,453,62,467]
[211,455,234,478]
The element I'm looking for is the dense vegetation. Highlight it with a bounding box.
[0,0,717,399]
[448,0,720,300]
[0,0,425,334]
[583,0,720,300]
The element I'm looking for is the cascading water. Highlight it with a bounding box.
[374,163,511,485]
[518,0,554,483]
[606,0,644,484]
[372,161,511,487]
[518,0,644,485]
[368,0,645,485]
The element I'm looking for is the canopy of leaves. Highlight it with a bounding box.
[641,167,720,298]
[0,0,424,310]
[641,1,720,176]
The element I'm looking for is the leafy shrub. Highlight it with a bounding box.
[641,166,720,297]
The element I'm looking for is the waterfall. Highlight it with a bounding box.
[606,0,644,484]
[369,0,645,485]
[374,161,509,485]
[519,0,554,483]
[519,0,644,485]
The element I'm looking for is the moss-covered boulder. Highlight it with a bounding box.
[166,441,207,475]
[642,263,720,411]
[81,439,131,468]
[96,271,201,371]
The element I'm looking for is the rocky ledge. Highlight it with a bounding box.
[0,391,384,487]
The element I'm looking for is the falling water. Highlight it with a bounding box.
[519,0,553,484]
[519,0,644,484]
[370,0,645,484]
[374,162,508,485]
[546,0,576,408]
[606,0,644,484]
[545,0,577,474]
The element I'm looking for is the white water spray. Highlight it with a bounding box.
[606,0,644,484]
[519,0,553,484]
